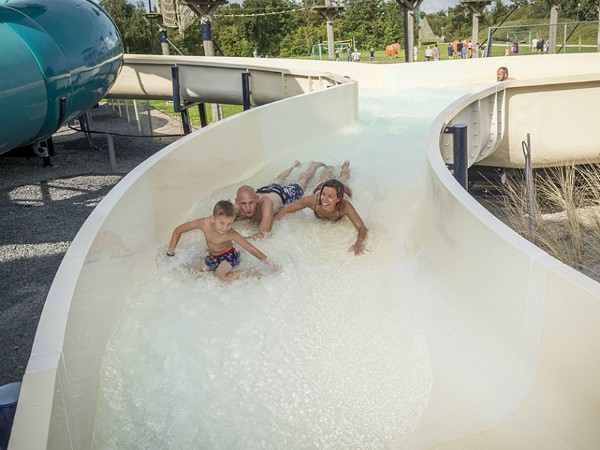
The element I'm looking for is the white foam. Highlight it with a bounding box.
[93,87,471,448]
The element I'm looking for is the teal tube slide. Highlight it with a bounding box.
[0,0,123,154]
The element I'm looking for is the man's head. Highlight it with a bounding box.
[211,200,235,234]
[497,66,509,82]
[235,185,258,218]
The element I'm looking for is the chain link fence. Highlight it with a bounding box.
[486,21,600,56]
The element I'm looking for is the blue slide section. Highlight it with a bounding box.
[0,0,123,154]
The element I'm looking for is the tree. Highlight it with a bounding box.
[279,24,325,56]
[560,0,596,21]
[339,0,385,49]
[100,0,155,54]
[424,10,450,43]
[488,0,510,24]
[443,3,471,41]
[234,0,302,56]
[212,20,257,56]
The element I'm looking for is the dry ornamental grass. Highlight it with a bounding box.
[488,164,600,282]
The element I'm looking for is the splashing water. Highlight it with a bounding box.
[93,87,471,448]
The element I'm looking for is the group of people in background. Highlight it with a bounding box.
[334,47,363,62]
[503,38,548,56]
[330,33,550,63]
[424,45,440,61]
[446,39,483,59]
[333,46,375,62]
[530,36,548,54]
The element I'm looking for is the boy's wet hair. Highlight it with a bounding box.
[213,200,235,217]
[318,179,345,206]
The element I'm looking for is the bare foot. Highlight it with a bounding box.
[320,165,335,181]
[297,161,326,190]
[340,160,351,183]
[274,160,302,184]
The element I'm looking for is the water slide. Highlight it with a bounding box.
[8,47,600,448]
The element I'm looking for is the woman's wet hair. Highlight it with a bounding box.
[318,179,345,207]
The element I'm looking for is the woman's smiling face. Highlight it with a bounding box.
[320,186,340,210]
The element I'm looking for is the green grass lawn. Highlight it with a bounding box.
[148,100,244,126]
[136,39,596,124]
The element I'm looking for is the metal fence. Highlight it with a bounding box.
[106,99,243,144]
[486,21,600,56]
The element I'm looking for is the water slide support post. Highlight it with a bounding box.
[171,65,191,134]
[198,103,208,127]
[133,100,142,132]
[242,71,251,111]
[444,124,468,190]
[523,133,536,240]
[107,134,117,173]
[145,101,154,137]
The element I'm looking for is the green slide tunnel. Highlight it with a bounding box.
[0,0,123,154]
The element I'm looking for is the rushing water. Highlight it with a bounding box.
[93,86,471,449]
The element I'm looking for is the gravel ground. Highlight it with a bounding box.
[0,104,173,385]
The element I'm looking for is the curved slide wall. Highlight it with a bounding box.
[107,54,351,106]
[418,74,600,447]
[0,0,123,154]
[9,53,600,448]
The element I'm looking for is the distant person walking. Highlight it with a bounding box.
[425,46,432,61]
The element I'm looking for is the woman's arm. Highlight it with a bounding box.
[342,201,368,255]
[273,195,315,219]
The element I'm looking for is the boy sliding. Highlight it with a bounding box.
[167,200,273,282]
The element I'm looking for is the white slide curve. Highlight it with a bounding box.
[9,53,600,449]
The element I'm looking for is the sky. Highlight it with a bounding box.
[421,0,459,14]
[131,0,461,15]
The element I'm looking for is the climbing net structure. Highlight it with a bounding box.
[158,0,198,34]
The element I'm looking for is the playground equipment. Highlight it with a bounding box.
[0,0,123,156]
[311,41,352,60]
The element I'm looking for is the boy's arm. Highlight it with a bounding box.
[342,202,368,255]
[166,218,203,256]
[230,230,268,261]
[273,195,314,219]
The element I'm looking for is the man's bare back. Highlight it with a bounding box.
[234,161,324,239]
